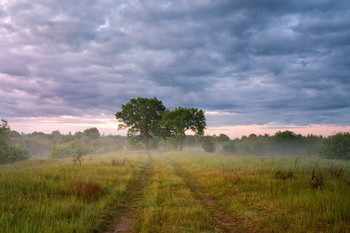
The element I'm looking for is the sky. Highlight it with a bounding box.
[1,0,350,138]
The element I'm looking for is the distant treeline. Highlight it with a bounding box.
[8,127,127,159]
[129,130,350,159]
[219,131,323,156]
[201,131,350,159]
[1,118,350,163]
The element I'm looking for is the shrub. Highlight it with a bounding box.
[320,132,350,159]
[202,136,215,153]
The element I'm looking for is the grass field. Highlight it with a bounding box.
[1,151,349,232]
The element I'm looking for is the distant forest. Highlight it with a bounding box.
[1,118,350,164]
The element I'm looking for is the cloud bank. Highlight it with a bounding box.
[1,0,350,130]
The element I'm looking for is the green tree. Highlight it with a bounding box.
[162,107,206,151]
[82,127,100,140]
[223,140,236,154]
[0,119,29,163]
[0,119,10,146]
[0,120,10,162]
[320,132,350,159]
[115,97,166,151]
[217,134,230,143]
[271,130,303,155]
[202,135,215,153]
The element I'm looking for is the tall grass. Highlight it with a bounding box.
[162,152,350,232]
[0,151,147,233]
[134,153,218,232]
[1,151,349,232]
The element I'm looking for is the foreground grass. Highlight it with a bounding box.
[134,153,217,232]
[1,151,349,232]
[0,151,147,233]
[162,152,350,233]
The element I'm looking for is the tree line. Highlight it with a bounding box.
[1,125,126,162]
[0,96,349,163]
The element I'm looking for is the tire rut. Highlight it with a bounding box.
[102,152,154,233]
[163,155,254,233]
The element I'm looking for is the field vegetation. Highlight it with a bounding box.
[0,151,148,233]
[1,150,349,232]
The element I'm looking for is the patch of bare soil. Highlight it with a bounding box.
[103,153,154,233]
[165,156,256,233]
[108,215,134,233]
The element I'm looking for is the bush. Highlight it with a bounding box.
[320,132,350,159]
[202,136,215,153]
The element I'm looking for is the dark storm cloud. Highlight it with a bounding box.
[1,0,350,127]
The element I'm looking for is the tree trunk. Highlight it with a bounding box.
[179,138,183,151]
[145,136,149,151]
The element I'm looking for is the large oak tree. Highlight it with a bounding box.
[115,97,166,151]
[162,107,206,151]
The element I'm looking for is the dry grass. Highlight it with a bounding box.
[74,181,101,200]
[310,169,324,189]
[111,158,126,167]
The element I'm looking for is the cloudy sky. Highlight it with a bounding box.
[1,0,350,138]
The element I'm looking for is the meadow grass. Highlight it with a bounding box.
[1,150,349,232]
[134,153,218,232]
[162,152,350,233]
[0,151,148,233]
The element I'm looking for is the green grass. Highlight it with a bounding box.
[0,151,148,233]
[1,151,349,232]
[134,153,217,232]
[162,152,350,232]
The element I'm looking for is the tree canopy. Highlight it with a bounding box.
[115,97,166,150]
[162,107,206,150]
[82,127,100,140]
[320,132,350,159]
[0,119,29,163]
[0,119,10,145]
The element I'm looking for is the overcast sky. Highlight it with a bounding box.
[1,0,350,137]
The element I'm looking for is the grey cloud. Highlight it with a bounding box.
[1,0,350,127]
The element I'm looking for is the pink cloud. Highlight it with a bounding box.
[7,115,349,139]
